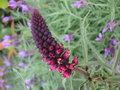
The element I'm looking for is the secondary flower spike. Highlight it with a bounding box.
[31,9,78,78]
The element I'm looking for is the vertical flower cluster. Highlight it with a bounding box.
[31,9,78,78]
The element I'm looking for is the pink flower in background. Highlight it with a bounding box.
[71,0,88,8]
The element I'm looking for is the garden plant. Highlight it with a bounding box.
[0,0,120,90]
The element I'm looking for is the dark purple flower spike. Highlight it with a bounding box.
[31,9,78,78]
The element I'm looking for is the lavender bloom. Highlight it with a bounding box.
[0,79,7,88]
[18,62,29,69]
[27,22,32,27]
[71,0,88,8]
[31,77,38,82]
[104,37,118,59]
[18,51,28,56]
[2,35,20,48]
[20,4,29,12]
[2,16,13,22]
[39,81,45,85]
[3,56,14,66]
[59,88,65,90]
[25,79,32,85]
[104,46,115,59]
[95,33,104,42]
[25,78,38,85]
[116,60,120,71]
[3,35,11,40]
[18,50,34,59]
[8,0,18,9]
[102,27,108,33]
[8,0,29,12]
[108,20,117,31]
[26,86,31,90]
[102,20,117,33]
[0,72,5,77]
[109,58,114,65]
[5,84,14,89]
[0,67,7,76]
[109,37,119,46]
[62,33,75,43]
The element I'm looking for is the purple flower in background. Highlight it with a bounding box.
[62,33,75,43]
[102,20,117,33]
[104,37,119,59]
[0,79,7,88]
[20,4,29,12]
[2,35,20,48]
[102,27,108,33]
[59,88,65,90]
[25,78,38,85]
[27,22,32,27]
[3,35,11,40]
[104,46,115,59]
[109,58,114,65]
[18,50,34,59]
[31,77,38,82]
[8,0,29,12]
[108,20,117,31]
[116,60,120,71]
[5,84,14,89]
[95,33,104,42]
[25,79,32,85]
[18,62,29,69]
[3,56,14,66]
[71,0,88,8]
[39,81,45,85]
[8,0,18,9]
[109,37,119,46]
[2,16,13,22]
[26,86,31,90]
[0,67,7,76]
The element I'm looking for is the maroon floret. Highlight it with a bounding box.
[31,8,78,78]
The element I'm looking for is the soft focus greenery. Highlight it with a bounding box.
[0,0,120,90]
